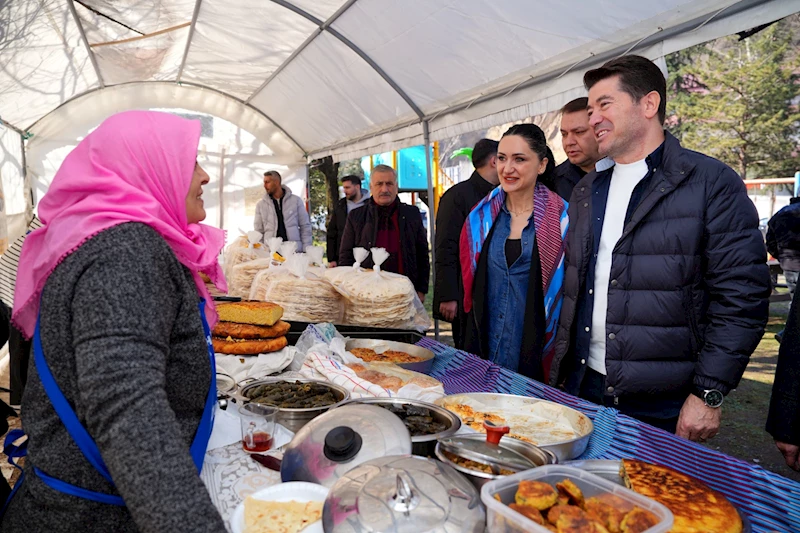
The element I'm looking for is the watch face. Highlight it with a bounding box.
[705,389,724,408]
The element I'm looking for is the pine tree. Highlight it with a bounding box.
[667,18,800,179]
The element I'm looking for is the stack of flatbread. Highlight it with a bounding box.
[244,497,323,533]
[325,266,417,328]
[223,232,268,284]
[251,257,343,324]
[229,258,271,298]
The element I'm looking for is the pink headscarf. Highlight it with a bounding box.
[12,110,228,339]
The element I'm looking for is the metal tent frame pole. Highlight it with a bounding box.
[423,120,439,341]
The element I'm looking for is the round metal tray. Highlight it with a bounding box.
[239,378,351,433]
[435,392,593,461]
[565,459,753,533]
[344,338,435,374]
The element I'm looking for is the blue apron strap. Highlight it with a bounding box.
[33,317,116,485]
[34,468,124,506]
[189,299,216,472]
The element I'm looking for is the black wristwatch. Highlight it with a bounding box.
[692,388,724,408]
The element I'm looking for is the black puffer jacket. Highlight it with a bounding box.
[551,132,771,397]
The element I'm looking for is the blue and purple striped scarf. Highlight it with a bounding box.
[460,182,568,377]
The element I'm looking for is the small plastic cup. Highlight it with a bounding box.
[239,403,278,453]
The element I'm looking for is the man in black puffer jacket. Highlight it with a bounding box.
[552,56,771,441]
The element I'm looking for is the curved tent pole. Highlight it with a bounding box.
[66,0,105,88]
[23,80,308,157]
[177,0,203,82]
[423,120,439,341]
[251,0,425,119]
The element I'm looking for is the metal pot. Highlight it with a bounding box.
[239,378,350,433]
[341,397,461,457]
[435,434,557,490]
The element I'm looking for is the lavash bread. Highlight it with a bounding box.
[229,258,271,298]
[250,255,344,324]
[324,260,417,328]
[216,301,283,326]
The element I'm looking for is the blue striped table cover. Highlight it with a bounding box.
[419,338,800,533]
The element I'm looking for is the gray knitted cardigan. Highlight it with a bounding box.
[1,223,227,533]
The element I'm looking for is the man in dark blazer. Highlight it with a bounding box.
[433,139,498,348]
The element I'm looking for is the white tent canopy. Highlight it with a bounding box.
[1,0,798,225]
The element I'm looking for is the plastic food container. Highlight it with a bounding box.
[480,465,674,533]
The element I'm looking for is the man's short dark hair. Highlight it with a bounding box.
[561,97,588,115]
[341,175,361,188]
[264,170,282,182]
[472,138,499,168]
[583,55,667,124]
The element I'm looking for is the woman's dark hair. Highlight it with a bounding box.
[501,123,555,178]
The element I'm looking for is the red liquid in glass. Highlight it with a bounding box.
[243,432,274,452]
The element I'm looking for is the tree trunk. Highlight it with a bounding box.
[317,156,340,223]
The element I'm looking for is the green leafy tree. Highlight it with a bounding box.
[667,19,800,179]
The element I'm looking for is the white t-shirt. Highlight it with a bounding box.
[587,158,649,375]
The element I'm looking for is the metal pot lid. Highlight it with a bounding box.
[281,404,411,488]
[322,455,485,533]
[216,372,236,395]
[437,421,535,473]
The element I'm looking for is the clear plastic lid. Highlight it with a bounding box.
[281,404,411,488]
[216,372,236,395]
[323,455,485,533]
[438,436,535,473]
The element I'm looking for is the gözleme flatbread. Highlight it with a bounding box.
[243,497,323,533]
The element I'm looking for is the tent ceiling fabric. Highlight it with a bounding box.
[0,0,796,164]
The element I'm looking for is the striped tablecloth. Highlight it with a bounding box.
[418,338,800,533]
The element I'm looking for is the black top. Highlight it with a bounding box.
[272,196,288,241]
[505,239,522,267]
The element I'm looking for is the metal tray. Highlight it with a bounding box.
[286,320,426,345]
[344,338,435,374]
[565,459,753,532]
[435,393,593,461]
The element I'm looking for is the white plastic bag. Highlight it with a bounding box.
[223,231,268,285]
[306,246,325,267]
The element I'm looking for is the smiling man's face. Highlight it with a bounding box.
[587,75,649,162]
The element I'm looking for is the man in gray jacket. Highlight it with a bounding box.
[254,170,312,251]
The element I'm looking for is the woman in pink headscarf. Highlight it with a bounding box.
[1,111,228,532]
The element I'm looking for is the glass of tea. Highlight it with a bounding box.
[239,403,278,453]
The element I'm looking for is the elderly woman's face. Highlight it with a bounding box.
[186,163,210,224]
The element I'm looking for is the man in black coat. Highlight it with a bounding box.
[544,97,602,201]
[551,55,771,440]
[326,175,369,266]
[766,198,800,342]
[767,292,800,471]
[433,139,498,348]
[338,165,430,301]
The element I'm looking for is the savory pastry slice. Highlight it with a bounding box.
[515,480,559,510]
[211,335,288,355]
[621,459,742,533]
[216,301,283,326]
[212,320,290,339]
